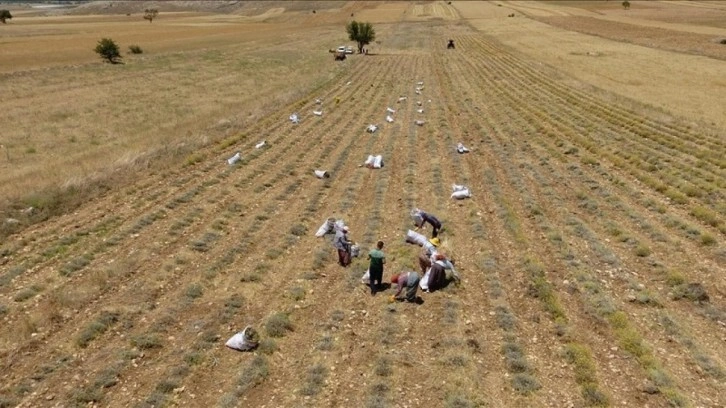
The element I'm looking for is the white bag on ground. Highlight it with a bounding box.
[315,218,336,237]
[373,155,384,169]
[386,115,394,123]
[351,244,360,258]
[417,109,424,114]
[398,96,407,102]
[313,110,323,116]
[387,107,396,114]
[414,120,425,126]
[364,155,375,167]
[456,143,470,153]
[451,189,471,199]
[405,229,428,246]
[452,184,467,192]
[314,170,330,179]
[225,326,259,352]
[255,140,266,149]
[289,113,299,124]
[361,269,370,284]
[227,152,241,165]
[366,124,378,133]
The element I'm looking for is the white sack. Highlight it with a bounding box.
[452,184,467,192]
[351,245,360,258]
[361,269,370,284]
[373,155,384,169]
[366,124,378,133]
[405,229,429,246]
[289,113,299,124]
[387,107,396,114]
[315,98,323,105]
[416,101,423,106]
[334,219,347,232]
[417,81,424,86]
[314,170,330,179]
[315,218,335,237]
[386,115,394,123]
[313,110,323,116]
[227,152,241,165]
[255,140,266,149]
[451,189,472,199]
[419,268,431,291]
[410,208,424,227]
[456,143,470,154]
[364,155,375,167]
[225,326,259,352]
[414,120,425,126]
[415,90,421,95]
[398,96,407,102]
[417,109,424,114]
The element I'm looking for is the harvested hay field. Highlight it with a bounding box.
[0,1,724,407]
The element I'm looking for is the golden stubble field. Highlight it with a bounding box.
[0,1,724,407]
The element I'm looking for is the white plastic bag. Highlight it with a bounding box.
[405,229,428,246]
[255,140,266,149]
[451,189,471,199]
[417,109,424,114]
[315,218,335,237]
[289,113,299,124]
[387,107,396,114]
[414,120,425,126]
[314,170,330,179]
[313,110,323,116]
[398,96,407,102]
[364,155,375,167]
[386,115,394,123]
[361,269,370,284]
[456,143,470,153]
[419,268,431,291]
[373,155,383,169]
[351,244,360,258]
[227,152,241,165]
[225,326,259,352]
[366,124,378,133]
[452,184,467,192]
[410,208,424,227]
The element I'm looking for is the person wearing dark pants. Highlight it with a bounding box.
[368,241,386,295]
[417,210,442,238]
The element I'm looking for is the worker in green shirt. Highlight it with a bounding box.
[368,241,386,295]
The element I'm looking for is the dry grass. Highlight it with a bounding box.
[0,12,345,239]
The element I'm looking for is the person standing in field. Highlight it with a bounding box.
[416,210,443,238]
[334,227,353,267]
[368,241,386,295]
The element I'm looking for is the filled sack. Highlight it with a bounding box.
[225,326,260,352]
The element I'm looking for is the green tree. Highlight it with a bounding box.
[143,8,158,23]
[346,21,375,54]
[622,1,630,10]
[94,38,122,64]
[0,9,12,24]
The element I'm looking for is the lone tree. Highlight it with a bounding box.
[94,38,122,64]
[346,20,375,54]
[622,1,630,10]
[143,8,158,23]
[0,9,12,24]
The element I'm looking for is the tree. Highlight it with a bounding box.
[346,21,375,54]
[622,1,630,10]
[143,8,158,23]
[94,38,122,64]
[0,9,12,24]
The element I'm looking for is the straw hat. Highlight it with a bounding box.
[429,237,441,247]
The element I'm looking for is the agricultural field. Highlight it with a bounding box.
[0,1,724,407]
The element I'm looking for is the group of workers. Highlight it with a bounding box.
[331,208,457,303]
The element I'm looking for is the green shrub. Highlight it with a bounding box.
[265,313,293,338]
[128,45,143,54]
